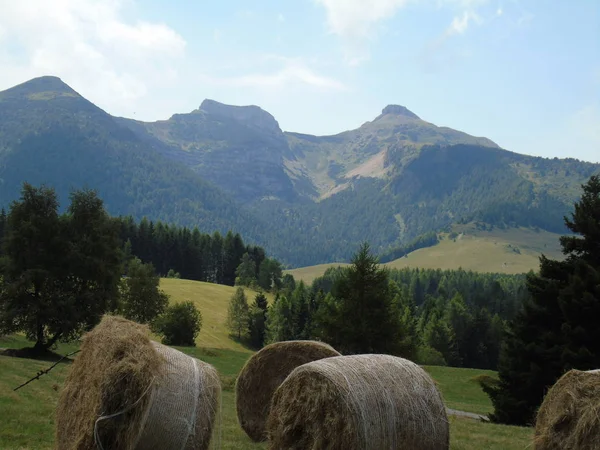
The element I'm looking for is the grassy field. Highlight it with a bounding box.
[0,278,534,449]
[159,278,274,352]
[286,225,564,284]
[0,342,533,450]
[423,366,498,415]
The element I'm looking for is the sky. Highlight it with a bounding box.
[0,0,598,162]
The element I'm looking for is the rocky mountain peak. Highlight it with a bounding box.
[1,76,78,99]
[199,99,282,134]
[380,104,421,120]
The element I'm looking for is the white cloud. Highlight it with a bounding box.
[278,13,286,22]
[314,0,410,39]
[0,0,186,117]
[314,0,412,65]
[205,57,348,92]
[446,10,482,35]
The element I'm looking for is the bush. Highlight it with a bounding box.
[166,269,181,279]
[152,301,202,346]
[415,345,447,366]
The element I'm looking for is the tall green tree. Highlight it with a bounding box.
[0,184,122,351]
[423,313,457,365]
[444,293,472,365]
[120,257,169,324]
[265,294,294,343]
[258,258,283,291]
[317,242,403,355]
[485,175,600,426]
[248,292,268,348]
[235,253,256,287]
[226,286,249,340]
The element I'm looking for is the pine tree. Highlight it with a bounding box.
[226,286,249,340]
[444,293,472,366]
[265,294,293,343]
[423,313,457,365]
[248,292,268,348]
[486,175,600,425]
[290,282,310,339]
[318,242,403,355]
[235,253,256,287]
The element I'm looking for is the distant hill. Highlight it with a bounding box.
[285,224,565,283]
[1,76,599,268]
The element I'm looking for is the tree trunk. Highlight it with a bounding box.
[34,320,45,352]
[45,331,63,350]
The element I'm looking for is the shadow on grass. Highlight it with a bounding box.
[227,334,260,352]
[0,346,76,363]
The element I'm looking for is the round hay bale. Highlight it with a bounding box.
[235,340,341,442]
[266,354,450,450]
[55,315,221,450]
[534,368,600,450]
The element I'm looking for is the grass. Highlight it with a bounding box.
[159,278,273,352]
[286,225,563,284]
[0,278,534,449]
[449,416,533,450]
[0,345,533,450]
[423,365,498,415]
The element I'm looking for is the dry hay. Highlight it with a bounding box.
[55,315,221,450]
[266,354,450,450]
[235,340,341,442]
[534,368,600,450]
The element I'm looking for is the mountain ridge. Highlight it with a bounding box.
[1,75,599,268]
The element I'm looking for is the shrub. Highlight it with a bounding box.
[166,269,181,279]
[152,301,202,346]
[415,345,447,366]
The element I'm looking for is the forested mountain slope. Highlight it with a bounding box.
[1,76,598,268]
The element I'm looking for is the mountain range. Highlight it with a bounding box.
[1,76,598,267]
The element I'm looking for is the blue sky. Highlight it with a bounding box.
[0,0,598,162]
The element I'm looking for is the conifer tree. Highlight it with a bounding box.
[226,287,249,340]
[486,175,600,425]
[235,253,256,287]
[265,294,293,343]
[318,242,403,355]
[248,292,268,348]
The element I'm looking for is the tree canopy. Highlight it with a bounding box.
[0,183,122,351]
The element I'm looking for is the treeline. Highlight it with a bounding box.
[378,231,439,263]
[115,216,282,289]
[0,183,284,351]
[250,246,530,370]
[1,210,283,291]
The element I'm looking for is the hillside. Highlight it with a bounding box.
[0,76,280,249]
[159,278,273,351]
[285,225,564,283]
[1,76,599,268]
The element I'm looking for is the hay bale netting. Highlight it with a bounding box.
[534,368,600,450]
[266,354,450,450]
[55,315,221,450]
[235,340,341,442]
